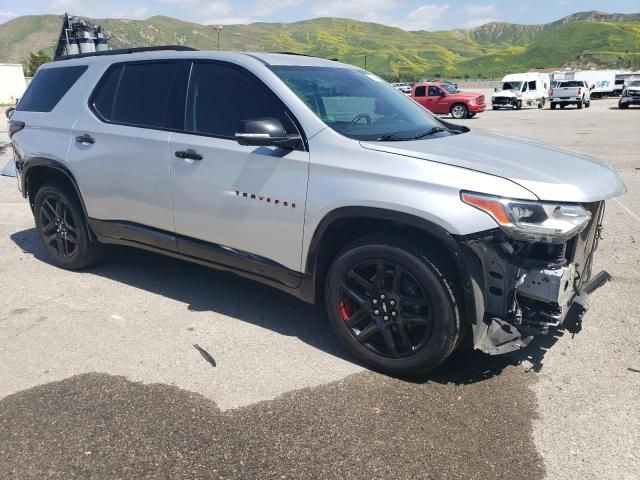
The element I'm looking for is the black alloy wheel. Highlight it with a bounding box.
[325,236,462,376]
[338,259,433,359]
[38,194,79,259]
[33,182,103,269]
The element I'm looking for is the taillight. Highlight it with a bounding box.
[578,87,582,95]
[8,120,24,138]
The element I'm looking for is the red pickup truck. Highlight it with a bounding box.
[411,82,486,119]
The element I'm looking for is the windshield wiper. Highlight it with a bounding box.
[375,134,407,141]
[412,127,449,139]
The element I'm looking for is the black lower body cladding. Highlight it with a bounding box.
[458,202,606,354]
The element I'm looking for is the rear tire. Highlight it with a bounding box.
[577,99,583,109]
[538,98,545,109]
[325,234,462,377]
[33,182,104,270]
[515,100,522,110]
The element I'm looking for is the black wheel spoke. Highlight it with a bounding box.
[404,314,431,326]
[341,283,368,306]
[395,324,414,350]
[403,295,428,308]
[346,270,373,294]
[375,260,385,290]
[356,323,378,343]
[42,222,56,234]
[45,233,57,244]
[55,237,63,255]
[381,328,399,358]
[63,207,77,232]
[391,264,403,293]
[345,308,369,328]
[43,199,57,219]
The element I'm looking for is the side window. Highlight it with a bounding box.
[92,62,177,128]
[92,65,122,120]
[186,62,295,137]
[528,80,537,91]
[17,66,88,112]
[414,86,426,97]
[428,86,441,96]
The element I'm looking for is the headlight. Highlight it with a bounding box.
[461,192,592,244]
[469,98,476,105]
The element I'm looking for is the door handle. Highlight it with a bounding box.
[75,134,95,145]
[175,149,203,161]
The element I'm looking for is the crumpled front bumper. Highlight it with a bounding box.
[458,201,608,355]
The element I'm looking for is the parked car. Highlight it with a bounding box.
[9,48,626,376]
[411,82,485,119]
[391,82,411,94]
[619,79,640,109]
[492,73,549,110]
[550,80,591,109]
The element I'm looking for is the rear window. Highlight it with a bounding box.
[559,81,584,88]
[91,62,177,129]
[17,65,87,112]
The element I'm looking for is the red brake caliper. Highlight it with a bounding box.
[339,297,353,321]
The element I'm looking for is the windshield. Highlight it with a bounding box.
[441,83,460,94]
[499,81,523,91]
[629,80,640,87]
[271,66,449,141]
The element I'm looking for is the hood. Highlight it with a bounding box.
[360,131,626,203]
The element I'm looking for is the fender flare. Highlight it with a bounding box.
[20,157,93,234]
[303,206,479,324]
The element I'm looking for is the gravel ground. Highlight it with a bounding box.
[1,97,639,479]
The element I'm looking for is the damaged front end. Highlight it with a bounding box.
[460,201,608,355]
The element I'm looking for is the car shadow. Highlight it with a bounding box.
[11,227,558,384]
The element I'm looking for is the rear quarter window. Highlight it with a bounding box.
[91,62,178,129]
[17,65,88,112]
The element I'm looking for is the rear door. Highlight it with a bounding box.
[69,61,178,234]
[168,61,309,273]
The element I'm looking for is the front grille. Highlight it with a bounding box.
[493,97,512,105]
[477,95,485,104]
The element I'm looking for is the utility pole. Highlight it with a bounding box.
[214,25,223,51]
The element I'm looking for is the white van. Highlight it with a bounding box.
[492,73,550,110]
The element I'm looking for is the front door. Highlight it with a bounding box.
[169,61,309,274]
[427,86,447,114]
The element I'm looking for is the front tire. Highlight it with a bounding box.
[515,100,522,110]
[33,182,103,270]
[325,235,461,377]
[450,103,468,120]
[550,102,557,110]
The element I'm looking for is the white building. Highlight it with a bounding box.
[0,64,27,104]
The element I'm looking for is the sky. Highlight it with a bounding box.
[0,0,638,31]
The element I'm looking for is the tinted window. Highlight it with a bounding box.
[186,62,294,137]
[414,86,426,97]
[17,66,87,112]
[92,65,122,120]
[110,62,177,128]
[428,86,441,96]
[528,81,536,90]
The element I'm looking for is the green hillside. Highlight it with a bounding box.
[0,11,638,80]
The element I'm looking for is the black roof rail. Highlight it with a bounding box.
[55,45,198,61]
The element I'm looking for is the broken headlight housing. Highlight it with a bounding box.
[461,192,592,244]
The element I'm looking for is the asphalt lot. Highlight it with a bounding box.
[1,97,639,479]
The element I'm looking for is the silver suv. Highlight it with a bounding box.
[9,47,626,376]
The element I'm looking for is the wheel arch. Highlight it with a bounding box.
[21,158,93,236]
[301,206,478,326]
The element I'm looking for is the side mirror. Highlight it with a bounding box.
[494,87,498,92]
[590,85,595,90]
[235,118,301,149]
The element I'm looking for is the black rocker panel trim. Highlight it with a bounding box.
[89,219,305,291]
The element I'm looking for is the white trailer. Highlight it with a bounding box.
[0,64,27,104]
[571,70,617,98]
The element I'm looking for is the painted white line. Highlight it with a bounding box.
[613,198,640,223]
